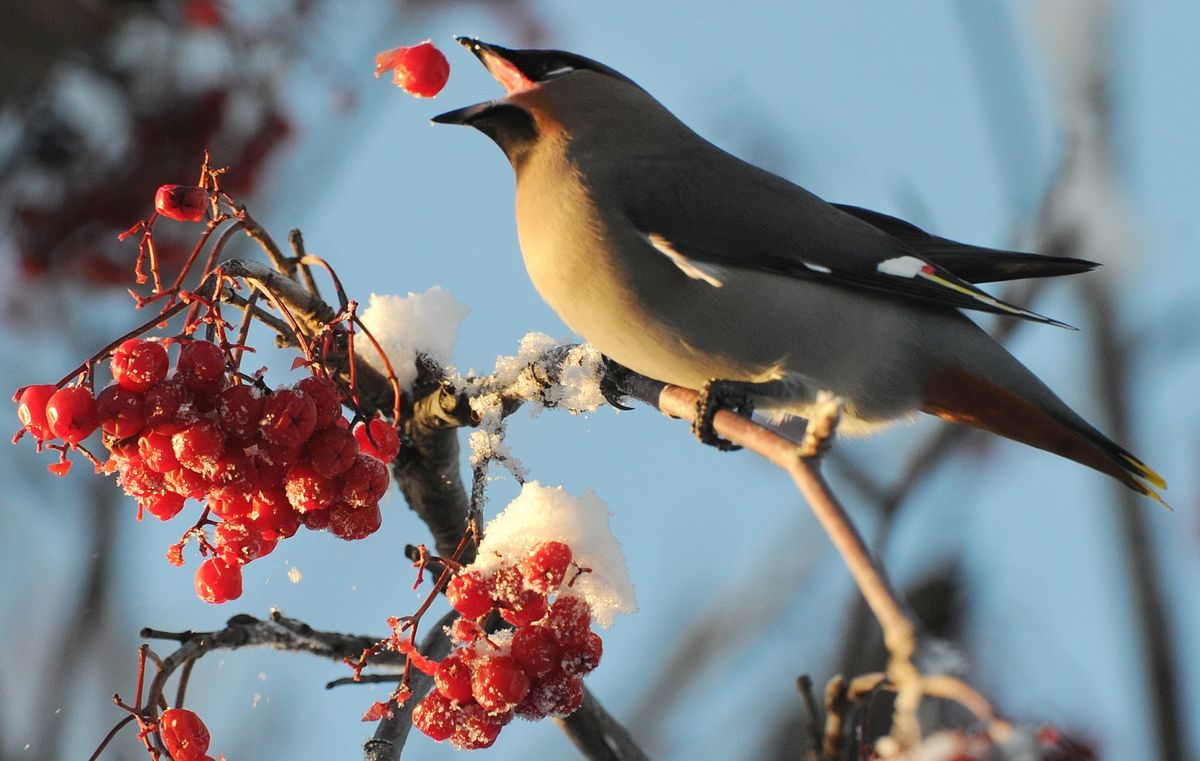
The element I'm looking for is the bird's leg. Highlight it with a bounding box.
[798,392,843,459]
[693,379,757,451]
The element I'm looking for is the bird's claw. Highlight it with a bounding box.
[693,379,755,451]
[598,355,635,411]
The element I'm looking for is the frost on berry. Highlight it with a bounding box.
[165,467,210,500]
[176,340,227,394]
[96,384,146,439]
[340,453,389,506]
[206,449,257,491]
[412,692,458,742]
[354,417,400,462]
[158,707,211,760]
[522,540,573,594]
[207,488,252,520]
[499,587,548,628]
[510,625,561,680]
[111,338,169,392]
[487,565,525,608]
[517,668,584,719]
[250,485,302,540]
[374,40,451,99]
[471,656,529,713]
[45,386,98,444]
[447,572,493,619]
[194,557,243,603]
[116,456,165,498]
[172,419,225,472]
[251,438,303,483]
[328,500,382,541]
[284,462,338,513]
[561,630,603,675]
[295,376,342,429]
[434,653,475,704]
[259,388,317,447]
[141,491,186,521]
[215,518,262,565]
[15,384,60,440]
[307,427,358,478]
[545,595,591,643]
[155,184,209,223]
[143,378,194,434]
[137,431,181,472]
[450,703,505,750]
[217,384,265,442]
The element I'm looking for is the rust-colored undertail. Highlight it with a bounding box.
[921,367,1166,504]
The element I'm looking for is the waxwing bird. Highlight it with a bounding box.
[432,37,1166,502]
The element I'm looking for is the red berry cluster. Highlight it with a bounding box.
[158,708,216,761]
[14,336,403,604]
[412,541,600,749]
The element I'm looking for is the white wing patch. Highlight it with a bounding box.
[876,255,929,278]
[801,261,832,274]
[646,233,724,287]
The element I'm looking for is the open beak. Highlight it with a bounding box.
[432,37,538,125]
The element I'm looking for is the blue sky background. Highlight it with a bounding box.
[2,2,1198,759]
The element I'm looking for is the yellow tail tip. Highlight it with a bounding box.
[1122,454,1167,490]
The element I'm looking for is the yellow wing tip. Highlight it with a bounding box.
[1122,454,1167,490]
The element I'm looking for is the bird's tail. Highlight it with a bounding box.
[920,365,1167,505]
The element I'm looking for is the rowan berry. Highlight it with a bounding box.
[158,707,211,760]
[96,384,146,439]
[155,185,209,223]
[434,653,475,703]
[194,557,242,603]
[328,500,382,541]
[284,462,337,512]
[522,540,573,594]
[447,572,492,619]
[259,388,317,447]
[375,41,451,98]
[471,656,529,713]
[45,386,98,444]
[111,339,169,392]
[354,417,400,462]
[307,426,358,477]
[510,625,560,680]
[177,341,226,394]
[14,384,58,440]
[411,692,457,742]
[339,453,389,506]
[295,376,341,429]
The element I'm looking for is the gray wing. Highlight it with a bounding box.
[615,151,1075,328]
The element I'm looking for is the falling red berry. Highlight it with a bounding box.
[155,185,209,223]
[375,41,450,98]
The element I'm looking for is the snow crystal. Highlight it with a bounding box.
[471,482,637,627]
[488,332,606,415]
[467,395,527,481]
[358,287,469,390]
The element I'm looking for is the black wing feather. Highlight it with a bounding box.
[832,204,1099,283]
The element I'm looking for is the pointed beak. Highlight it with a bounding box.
[431,101,494,125]
[432,37,537,126]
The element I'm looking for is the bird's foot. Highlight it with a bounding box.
[797,392,843,458]
[598,355,635,411]
[693,379,756,451]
